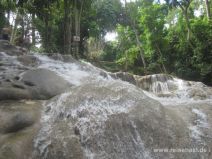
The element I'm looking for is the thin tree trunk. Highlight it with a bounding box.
[7,10,10,21]
[205,0,211,19]
[64,0,72,54]
[125,50,128,71]
[74,0,79,57]
[133,25,147,69]
[42,1,51,52]
[31,13,36,46]
[155,44,167,73]
[184,9,192,40]
[25,15,30,38]
[178,1,192,40]
[124,0,146,73]
[21,16,25,40]
[124,0,128,70]
[73,0,84,58]
[44,15,49,51]
[10,11,20,44]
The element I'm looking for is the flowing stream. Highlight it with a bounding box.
[1,52,211,159]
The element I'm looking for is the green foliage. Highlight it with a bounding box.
[1,0,211,85]
[107,0,211,85]
[0,5,6,30]
[101,41,118,61]
[90,0,122,37]
[190,19,212,78]
[116,45,139,67]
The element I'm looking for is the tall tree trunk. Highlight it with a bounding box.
[133,25,147,70]
[44,15,50,52]
[7,10,10,21]
[25,15,30,38]
[43,1,52,52]
[20,16,25,40]
[125,50,128,71]
[184,9,192,40]
[155,44,167,73]
[0,6,6,30]
[124,0,128,71]
[73,0,84,58]
[124,0,147,73]
[74,0,79,57]
[205,0,211,19]
[64,0,72,54]
[31,13,36,46]
[178,0,193,40]
[10,11,20,44]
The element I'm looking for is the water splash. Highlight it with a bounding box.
[33,79,153,159]
[189,109,209,142]
[150,81,169,94]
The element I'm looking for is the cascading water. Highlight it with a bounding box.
[139,74,212,106]
[1,51,211,159]
[0,52,24,78]
[1,28,212,159]
[150,81,169,94]
[32,76,153,158]
[28,54,212,159]
[30,54,151,158]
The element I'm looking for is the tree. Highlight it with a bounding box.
[123,0,147,71]
[64,0,72,54]
[205,0,211,19]
[166,0,193,40]
[139,1,168,73]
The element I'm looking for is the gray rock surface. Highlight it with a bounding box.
[134,74,173,91]
[0,40,28,55]
[17,55,39,67]
[33,81,212,159]
[20,68,72,99]
[0,100,42,159]
[111,72,136,85]
[1,40,212,159]
[0,68,72,100]
[0,50,72,100]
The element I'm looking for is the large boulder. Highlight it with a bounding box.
[32,81,212,159]
[0,87,31,100]
[0,40,27,56]
[17,55,40,67]
[110,72,136,85]
[134,74,173,92]
[0,100,42,159]
[47,53,77,63]
[20,69,71,99]
[20,68,72,100]
[0,68,72,100]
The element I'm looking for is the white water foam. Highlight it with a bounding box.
[189,109,209,141]
[33,78,152,159]
[34,54,92,86]
[150,81,169,94]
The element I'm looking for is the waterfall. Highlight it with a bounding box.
[1,46,212,159]
[150,81,169,94]
[32,80,153,159]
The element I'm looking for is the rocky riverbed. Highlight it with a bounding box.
[0,40,212,159]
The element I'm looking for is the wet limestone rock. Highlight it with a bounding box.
[0,100,42,159]
[134,74,173,91]
[188,88,208,100]
[32,81,212,159]
[0,87,31,100]
[20,68,72,99]
[0,40,27,56]
[110,72,136,85]
[0,67,72,100]
[17,55,39,67]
